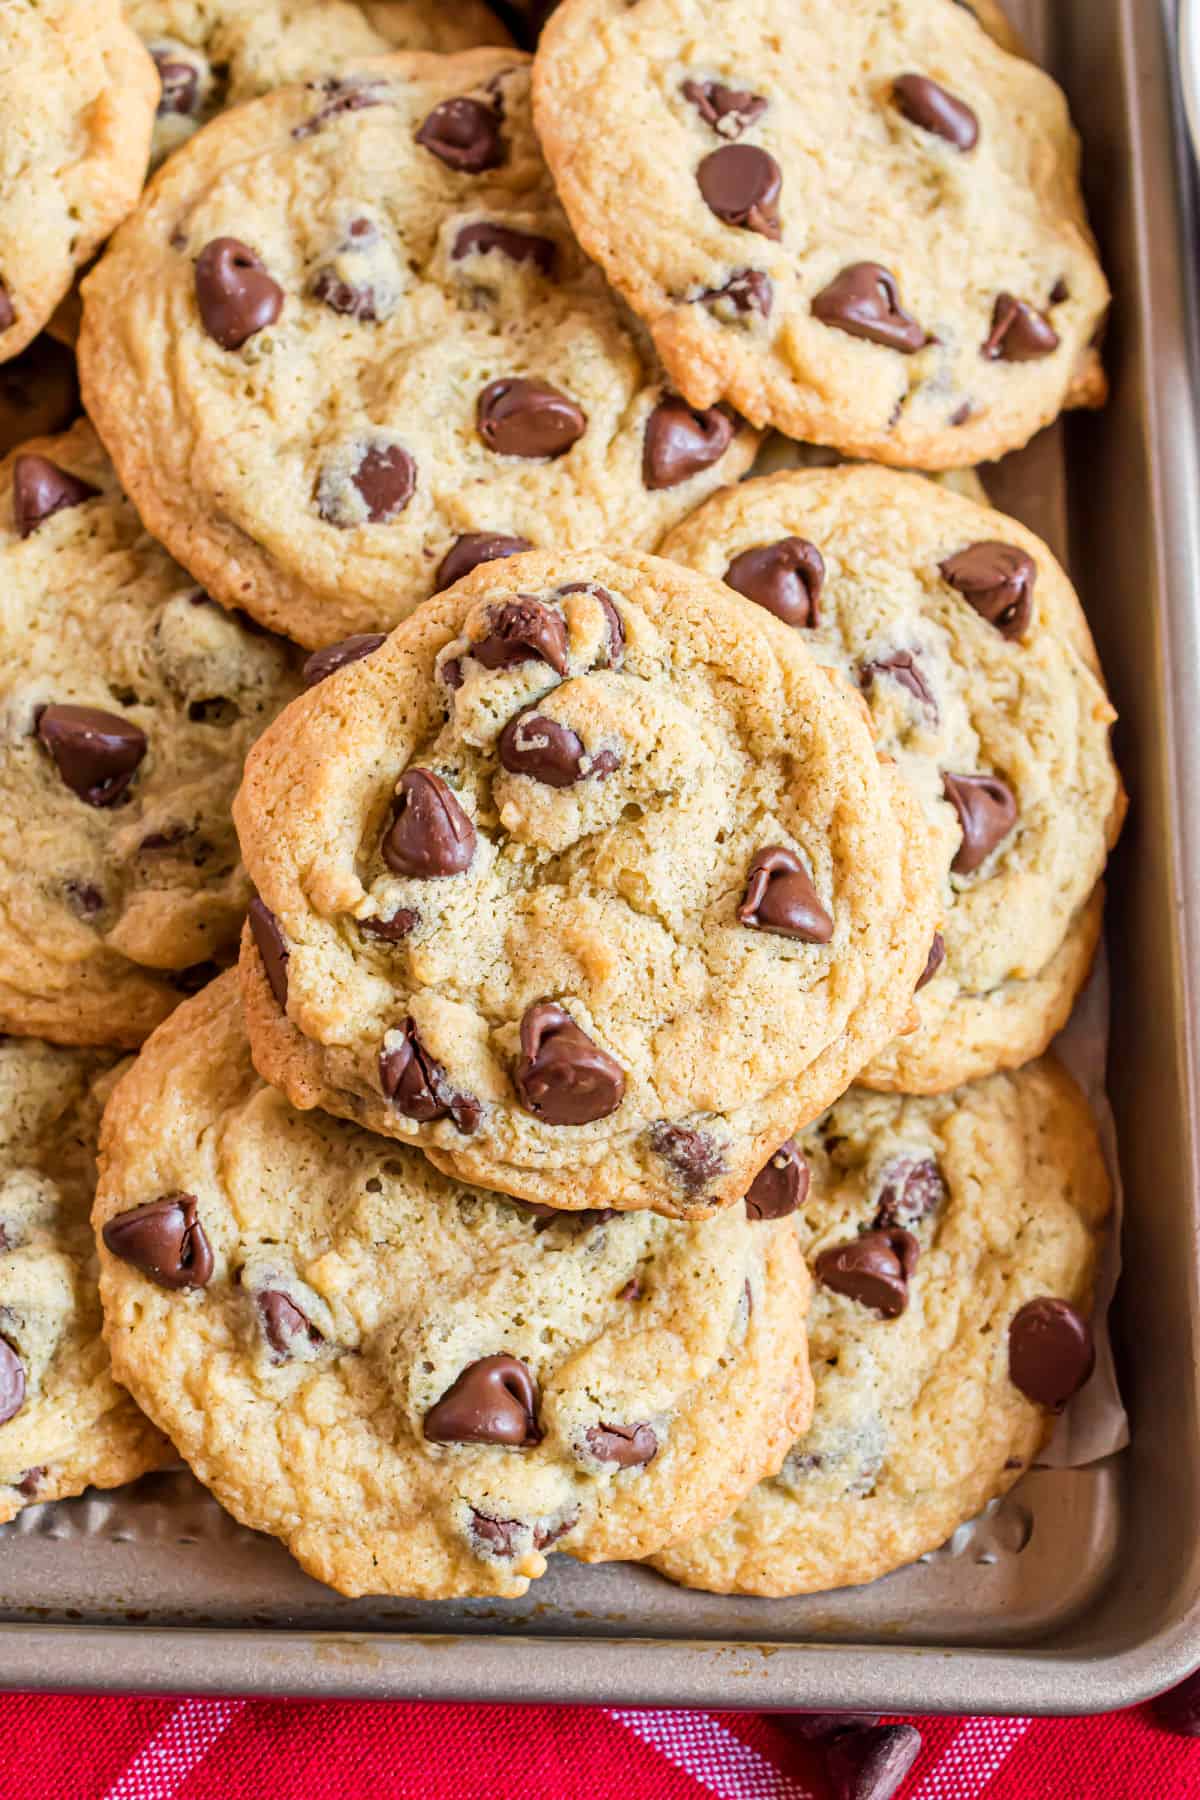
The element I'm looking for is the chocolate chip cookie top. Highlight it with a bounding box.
[95,974,813,1599]
[234,549,938,1217]
[0,1037,168,1524]
[652,1058,1111,1597]
[532,0,1108,469]
[662,466,1125,1093]
[0,419,300,1049]
[78,51,757,650]
[0,0,157,365]
[128,0,512,168]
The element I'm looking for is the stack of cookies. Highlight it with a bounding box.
[0,0,1125,1607]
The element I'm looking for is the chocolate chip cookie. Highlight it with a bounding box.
[129,0,512,169]
[533,0,1107,468]
[652,1057,1110,1596]
[78,51,757,650]
[234,549,938,1216]
[0,0,157,365]
[95,973,813,1598]
[0,419,300,1048]
[0,1036,169,1525]
[661,466,1125,1092]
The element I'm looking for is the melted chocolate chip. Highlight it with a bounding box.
[152,51,200,117]
[983,294,1060,361]
[498,710,619,787]
[360,907,419,942]
[424,1353,540,1445]
[468,1511,523,1555]
[293,76,386,139]
[434,533,531,592]
[15,1466,45,1498]
[893,74,979,149]
[813,263,928,352]
[643,396,734,488]
[65,879,104,919]
[556,582,624,668]
[940,541,1036,638]
[515,1001,625,1126]
[681,78,767,137]
[724,538,823,627]
[697,145,782,238]
[379,1018,480,1134]
[745,1141,810,1220]
[738,846,833,942]
[942,772,1017,873]
[311,266,378,320]
[873,1157,946,1231]
[915,931,946,991]
[585,1423,659,1468]
[257,1290,322,1359]
[451,221,556,274]
[0,1337,25,1425]
[648,1122,726,1196]
[1008,1297,1094,1410]
[301,633,387,687]
[194,238,283,349]
[415,96,503,173]
[815,1228,919,1318]
[1049,276,1070,305]
[102,1194,214,1290]
[696,269,773,317]
[477,378,585,459]
[348,444,416,523]
[36,705,146,807]
[247,897,289,1009]
[860,650,936,715]
[473,599,569,675]
[13,455,99,537]
[382,769,476,878]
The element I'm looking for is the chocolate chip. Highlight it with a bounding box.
[1008,1297,1094,1410]
[1152,1670,1200,1738]
[516,1199,614,1230]
[257,1289,322,1359]
[15,1466,45,1498]
[498,710,619,787]
[860,650,936,715]
[873,1158,946,1231]
[746,1141,809,1220]
[1049,276,1070,305]
[515,1000,625,1126]
[940,541,1036,638]
[585,1423,658,1468]
[0,1337,25,1425]
[648,1122,726,1196]
[311,267,378,320]
[451,222,556,275]
[349,445,416,523]
[468,1511,523,1555]
[477,378,585,459]
[535,1510,578,1550]
[102,1194,214,1290]
[293,75,386,139]
[815,1228,919,1317]
[360,908,419,942]
[697,145,782,238]
[983,293,1060,361]
[382,769,476,878]
[194,238,283,350]
[13,455,99,537]
[65,880,105,919]
[415,96,502,173]
[916,931,945,990]
[424,1353,540,1445]
[738,846,833,942]
[301,633,387,687]
[36,704,147,807]
[152,51,201,117]
[949,401,973,427]
[893,74,978,149]
[813,263,928,352]
[379,1018,480,1134]
[473,599,569,675]
[618,1276,642,1302]
[309,216,391,320]
[942,771,1017,873]
[681,78,767,137]
[643,396,734,488]
[0,280,14,333]
[556,583,624,668]
[826,1723,923,1800]
[696,269,773,317]
[247,897,289,1009]
[434,533,531,592]
[724,538,823,627]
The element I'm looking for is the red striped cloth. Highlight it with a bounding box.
[0,1695,1194,1798]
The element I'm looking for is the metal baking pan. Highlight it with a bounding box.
[2,0,1198,1711]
